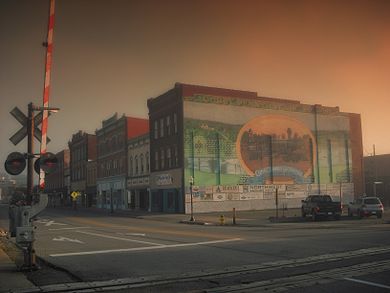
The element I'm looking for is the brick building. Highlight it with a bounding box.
[44,149,70,207]
[68,131,97,207]
[147,87,181,212]
[96,113,148,211]
[127,133,150,210]
[364,154,390,206]
[148,83,364,213]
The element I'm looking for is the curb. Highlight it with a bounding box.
[179,220,213,225]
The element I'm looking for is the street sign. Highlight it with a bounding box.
[9,107,51,145]
[71,191,81,201]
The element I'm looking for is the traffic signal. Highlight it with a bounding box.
[39,152,58,174]
[4,152,26,175]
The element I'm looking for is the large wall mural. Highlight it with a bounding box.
[236,115,316,185]
[183,94,353,205]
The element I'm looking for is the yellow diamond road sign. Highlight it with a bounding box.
[71,191,81,200]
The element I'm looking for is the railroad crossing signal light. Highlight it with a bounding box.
[38,152,58,174]
[34,158,41,175]
[4,152,26,175]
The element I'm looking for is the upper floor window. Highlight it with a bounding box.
[160,118,164,138]
[146,152,150,173]
[173,113,178,134]
[167,147,172,168]
[155,151,159,170]
[174,145,179,167]
[166,116,171,136]
[140,154,144,174]
[135,155,139,175]
[129,156,133,176]
[154,120,158,139]
[160,149,165,169]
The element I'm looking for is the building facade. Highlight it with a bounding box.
[86,159,97,207]
[96,113,148,210]
[148,88,183,212]
[68,131,97,207]
[148,83,364,214]
[44,149,70,207]
[127,133,150,210]
[364,154,390,206]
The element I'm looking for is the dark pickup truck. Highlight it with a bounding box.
[301,195,342,220]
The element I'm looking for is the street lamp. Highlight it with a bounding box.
[189,176,195,222]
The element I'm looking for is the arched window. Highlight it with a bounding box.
[146,152,150,173]
[140,154,144,174]
[129,156,133,176]
[135,155,139,175]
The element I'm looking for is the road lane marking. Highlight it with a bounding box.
[53,236,85,244]
[50,238,242,257]
[36,219,68,226]
[49,226,90,231]
[344,277,390,289]
[75,230,162,246]
[64,217,237,239]
[117,232,146,237]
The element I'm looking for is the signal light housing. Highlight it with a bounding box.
[39,152,58,174]
[4,152,26,175]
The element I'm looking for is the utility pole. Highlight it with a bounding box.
[373,144,377,196]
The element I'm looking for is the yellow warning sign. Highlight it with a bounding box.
[71,191,81,201]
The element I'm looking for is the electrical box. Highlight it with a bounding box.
[16,226,34,243]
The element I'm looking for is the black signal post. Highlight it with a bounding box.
[189,176,195,222]
[6,102,59,271]
[26,103,60,204]
[27,103,34,204]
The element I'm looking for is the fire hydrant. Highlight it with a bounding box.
[219,214,225,225]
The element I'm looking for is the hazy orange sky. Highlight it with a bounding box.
[1,0,389,173]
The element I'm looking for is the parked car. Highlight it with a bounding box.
[348,196,384,219]
[301,195,342,221]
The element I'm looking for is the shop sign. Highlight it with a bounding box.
[212,185,242,193]
[156,174,173,186]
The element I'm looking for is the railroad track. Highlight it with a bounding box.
[10,245,390,293]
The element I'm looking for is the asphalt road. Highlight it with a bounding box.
[1,205,390,292]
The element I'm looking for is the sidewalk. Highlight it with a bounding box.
[44,205,303,226]
[176,208,303,226]
[0,243,36,293]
